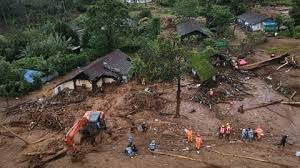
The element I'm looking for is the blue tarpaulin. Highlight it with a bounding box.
[23,69,42,84]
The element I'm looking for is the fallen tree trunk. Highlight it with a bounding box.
[38,148,67,166]
[24,151,57,156]
[239,100,283,113]
[0,124,30,145]
[239,53,289,70]
[281,101,300,105]
[207,149,292,168]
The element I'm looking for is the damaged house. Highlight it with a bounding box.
[53,49,131,95]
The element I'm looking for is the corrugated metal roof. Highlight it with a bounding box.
[237,12,269,25]
[176,20,209,37]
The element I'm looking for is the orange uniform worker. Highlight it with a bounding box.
[225,123,231,140]
[195,134,202,150]
[219,125,225,138]
[186,127,193,143]
[255,126,264,140]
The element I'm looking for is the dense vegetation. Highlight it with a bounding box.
[0,0,299,114]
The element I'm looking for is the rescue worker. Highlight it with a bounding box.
[219,125,225,139]
[225,123,231,140]
[99,111,106,129]
[241,128,247,140]
[255,126,263,141]
[248,128,254,141]
[149,140,157,151]
[195,134,202,150]
[128,135,133,146]
[186,127,193,143]
[141,122,148,132]
[208,89,214,110]
[125,145,135,157]
[279,135,288,148]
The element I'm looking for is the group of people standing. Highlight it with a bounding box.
[125,135,157,157]
[218,123,232,140]
[241,126,264,141]
[124,122,290,158]
[218,124,265,142]
[185,127,203,150]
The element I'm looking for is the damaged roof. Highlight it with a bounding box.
[176,20,209,37]
[59,49,131,84]
[237,12,270,25]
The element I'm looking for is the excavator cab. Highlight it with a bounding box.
[64,111,106,152]
[79,111,106,139]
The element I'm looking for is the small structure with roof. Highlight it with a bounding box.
[176,20,209,40]
[23,69,58,84]
[236,12,277,32]
[53,49,131,95]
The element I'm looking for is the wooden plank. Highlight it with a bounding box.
[240,100,283,113]
[239,53,289,70]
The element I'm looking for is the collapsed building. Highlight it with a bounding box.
[53,49,131,95]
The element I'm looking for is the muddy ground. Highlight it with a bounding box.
[0,39,300,168]
[0,70,300,168]
[246,38,300,101]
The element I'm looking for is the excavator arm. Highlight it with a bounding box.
[64,118,88,152]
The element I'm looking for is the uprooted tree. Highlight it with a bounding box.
[129,34,188,117]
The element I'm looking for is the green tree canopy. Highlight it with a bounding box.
[206,5,234,33]
[85,0,130,51]
[131,34,188,117]
[174,0,200,18]
[290,0,300,25]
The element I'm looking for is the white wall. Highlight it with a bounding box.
[53,77,117,95]
[251,23,263,31]
[53,80,74,95]
[103,78,116,84]
[76,80,92,90]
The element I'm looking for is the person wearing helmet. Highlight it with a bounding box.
[149,140,157,151]
[225,123,231,140]
[195,134,202,150]
[255,126,263,141]
[279,135,288,148]
[219,125,225,139]
[128,135,133,146]
[186,127,193,143]
[208,89,214,110]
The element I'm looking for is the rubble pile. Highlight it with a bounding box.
[5,90,86,130]
[192,70,252,106]
[124,91,167,112]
